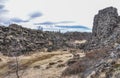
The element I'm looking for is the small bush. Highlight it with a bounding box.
[62,61,86,76]
[86,48,109,59]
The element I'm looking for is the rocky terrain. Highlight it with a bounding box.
[0,24,91,56]
[1,6,120,78]
[62,7,120,78]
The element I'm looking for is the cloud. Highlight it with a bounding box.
[2,20,10,25]
[34,21,75,25]
[0,0,8,6]
[34,21,56,25]
[0,4,8,14]
[0,5,4,9]
[58,21,75,23]
[42,25,92,33]
[56,25,91,30]
[0,0,9,25]
[10,17,29,23]
[29,12,42,19]
[0,9,8,14]
[56,25,92,32]
[0,0,9,14]
[0,0,6,3]
[0,17,29,26]
[35,21,92,32]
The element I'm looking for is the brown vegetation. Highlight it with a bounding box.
[62,61,86,76]
[85,48,110,59]
[62,47,110,76]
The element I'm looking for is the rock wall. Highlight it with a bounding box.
[93,7,118,40]
[85,7,120,50]
[84,6,120,77]
[63,7,120,78]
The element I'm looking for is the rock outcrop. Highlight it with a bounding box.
[63,7,120,78]
[85,7,120,50]
[93,7,118,39]
[0,25,42,55]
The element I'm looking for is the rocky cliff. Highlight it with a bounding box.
[63,7,120,78]
[85,7,120,50]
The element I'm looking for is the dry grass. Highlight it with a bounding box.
[62,47,110,76]
[0,50,85,78]
[86,47,110,59]
[0,54,14,76]
[19,53,60,69]
[0,51,71,78]
[62,61,86,76]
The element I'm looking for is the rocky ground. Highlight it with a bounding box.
[1,6,120,78]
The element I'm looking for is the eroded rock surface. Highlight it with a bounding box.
[63,7,120,78]
[85,7,120,50]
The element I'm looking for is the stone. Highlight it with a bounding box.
[93,7,118,39]
[85,7,120,50]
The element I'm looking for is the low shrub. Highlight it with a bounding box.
[62,61,86,76]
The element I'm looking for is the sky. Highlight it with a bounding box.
[0,0,120,32]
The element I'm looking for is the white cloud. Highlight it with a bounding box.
[3,0,120,30]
